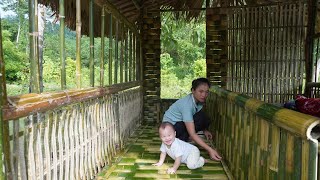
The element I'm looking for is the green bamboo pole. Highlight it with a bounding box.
[29,0,40,93]
[125,28,128,82]
[89,0,94,87]
[133,34,136,81]
[128,31,132,81]
[100,6,105,87]
[114,20,119,84]
[59,0,66,89]
[108,14,113,85]
[120,23,124,83]
[75,0,81,88]
[0,16,7,179]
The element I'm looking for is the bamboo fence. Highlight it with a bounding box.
[206,2,308,103]
[206,86,320,180]
[4,85,142,180]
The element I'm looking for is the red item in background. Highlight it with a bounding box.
[295,95,320,118]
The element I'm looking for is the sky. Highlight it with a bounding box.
[0,4,15,18]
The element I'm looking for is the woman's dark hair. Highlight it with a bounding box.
[191,78,211,91]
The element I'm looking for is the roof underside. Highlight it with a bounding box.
[39,0,303,37]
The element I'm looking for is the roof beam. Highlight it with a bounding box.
[94,0,138,34]
[131,0,141,10]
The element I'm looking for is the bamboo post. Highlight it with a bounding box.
[28,0,40,93]
[129,31,132,81]
[114,20,119,84]
[125,28,128,82]
[100,6,105,87]
[75,0,81,88]
[0,16,7,179]
[120,23,124,83]
[108,14,113,85]
[133,34,136,81]
[59,0,66,89]
[305,0,317,95]
[89,0,94,87]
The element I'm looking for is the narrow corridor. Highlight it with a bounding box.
[97,125,229,179]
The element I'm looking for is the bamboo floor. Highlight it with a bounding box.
[96,125,230,180]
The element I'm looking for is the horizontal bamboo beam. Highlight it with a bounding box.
[94,0,138,35]
[211,86,320,139]
[3,81,141,121]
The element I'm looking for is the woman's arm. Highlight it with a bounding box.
[185,122,221,161]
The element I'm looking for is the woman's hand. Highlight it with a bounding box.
[204,130,213,140]
[209,149,222,161]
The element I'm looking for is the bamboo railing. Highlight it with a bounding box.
[3,83,142,179]
[206,86,320,180]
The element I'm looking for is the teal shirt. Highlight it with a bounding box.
[163,94,203,125]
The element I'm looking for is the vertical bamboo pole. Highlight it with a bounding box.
[75,0,82,88]
[29,0,40,93]
[120,23,124,83]
[129,31,132,81]
[60,0,66,89]
[109,14,113,85]
[100,6,105,87]
[125,28,128,82]
[305,0,317,96]
[114,20,119,84]
[133,34,136,81]
[0,16,7,179]
[89,0,94,87]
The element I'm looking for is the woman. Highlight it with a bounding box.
[162,77,221,161]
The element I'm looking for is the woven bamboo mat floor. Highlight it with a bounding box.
[96,125,230,180]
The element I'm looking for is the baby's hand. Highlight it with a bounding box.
[167,167,177,174]
[152,162,163,166]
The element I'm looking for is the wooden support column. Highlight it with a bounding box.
[142,10,161,123]
[206,8,228,88]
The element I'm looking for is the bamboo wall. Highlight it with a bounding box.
[4,86,142,180]
[206,8,228,88]
[207,2,308,104]
[206,86,319,180]
[141,10,161,123]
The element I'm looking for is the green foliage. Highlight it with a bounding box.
[193,59,206,77]
[2,30,28,83]
[160,12,206,98]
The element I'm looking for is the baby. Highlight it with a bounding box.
[153,122,207,174]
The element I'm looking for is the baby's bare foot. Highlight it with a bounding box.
[204,159,209,163]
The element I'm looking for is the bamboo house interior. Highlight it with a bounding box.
[1,0,320,179]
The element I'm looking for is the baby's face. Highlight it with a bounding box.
[159,126,176,146]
